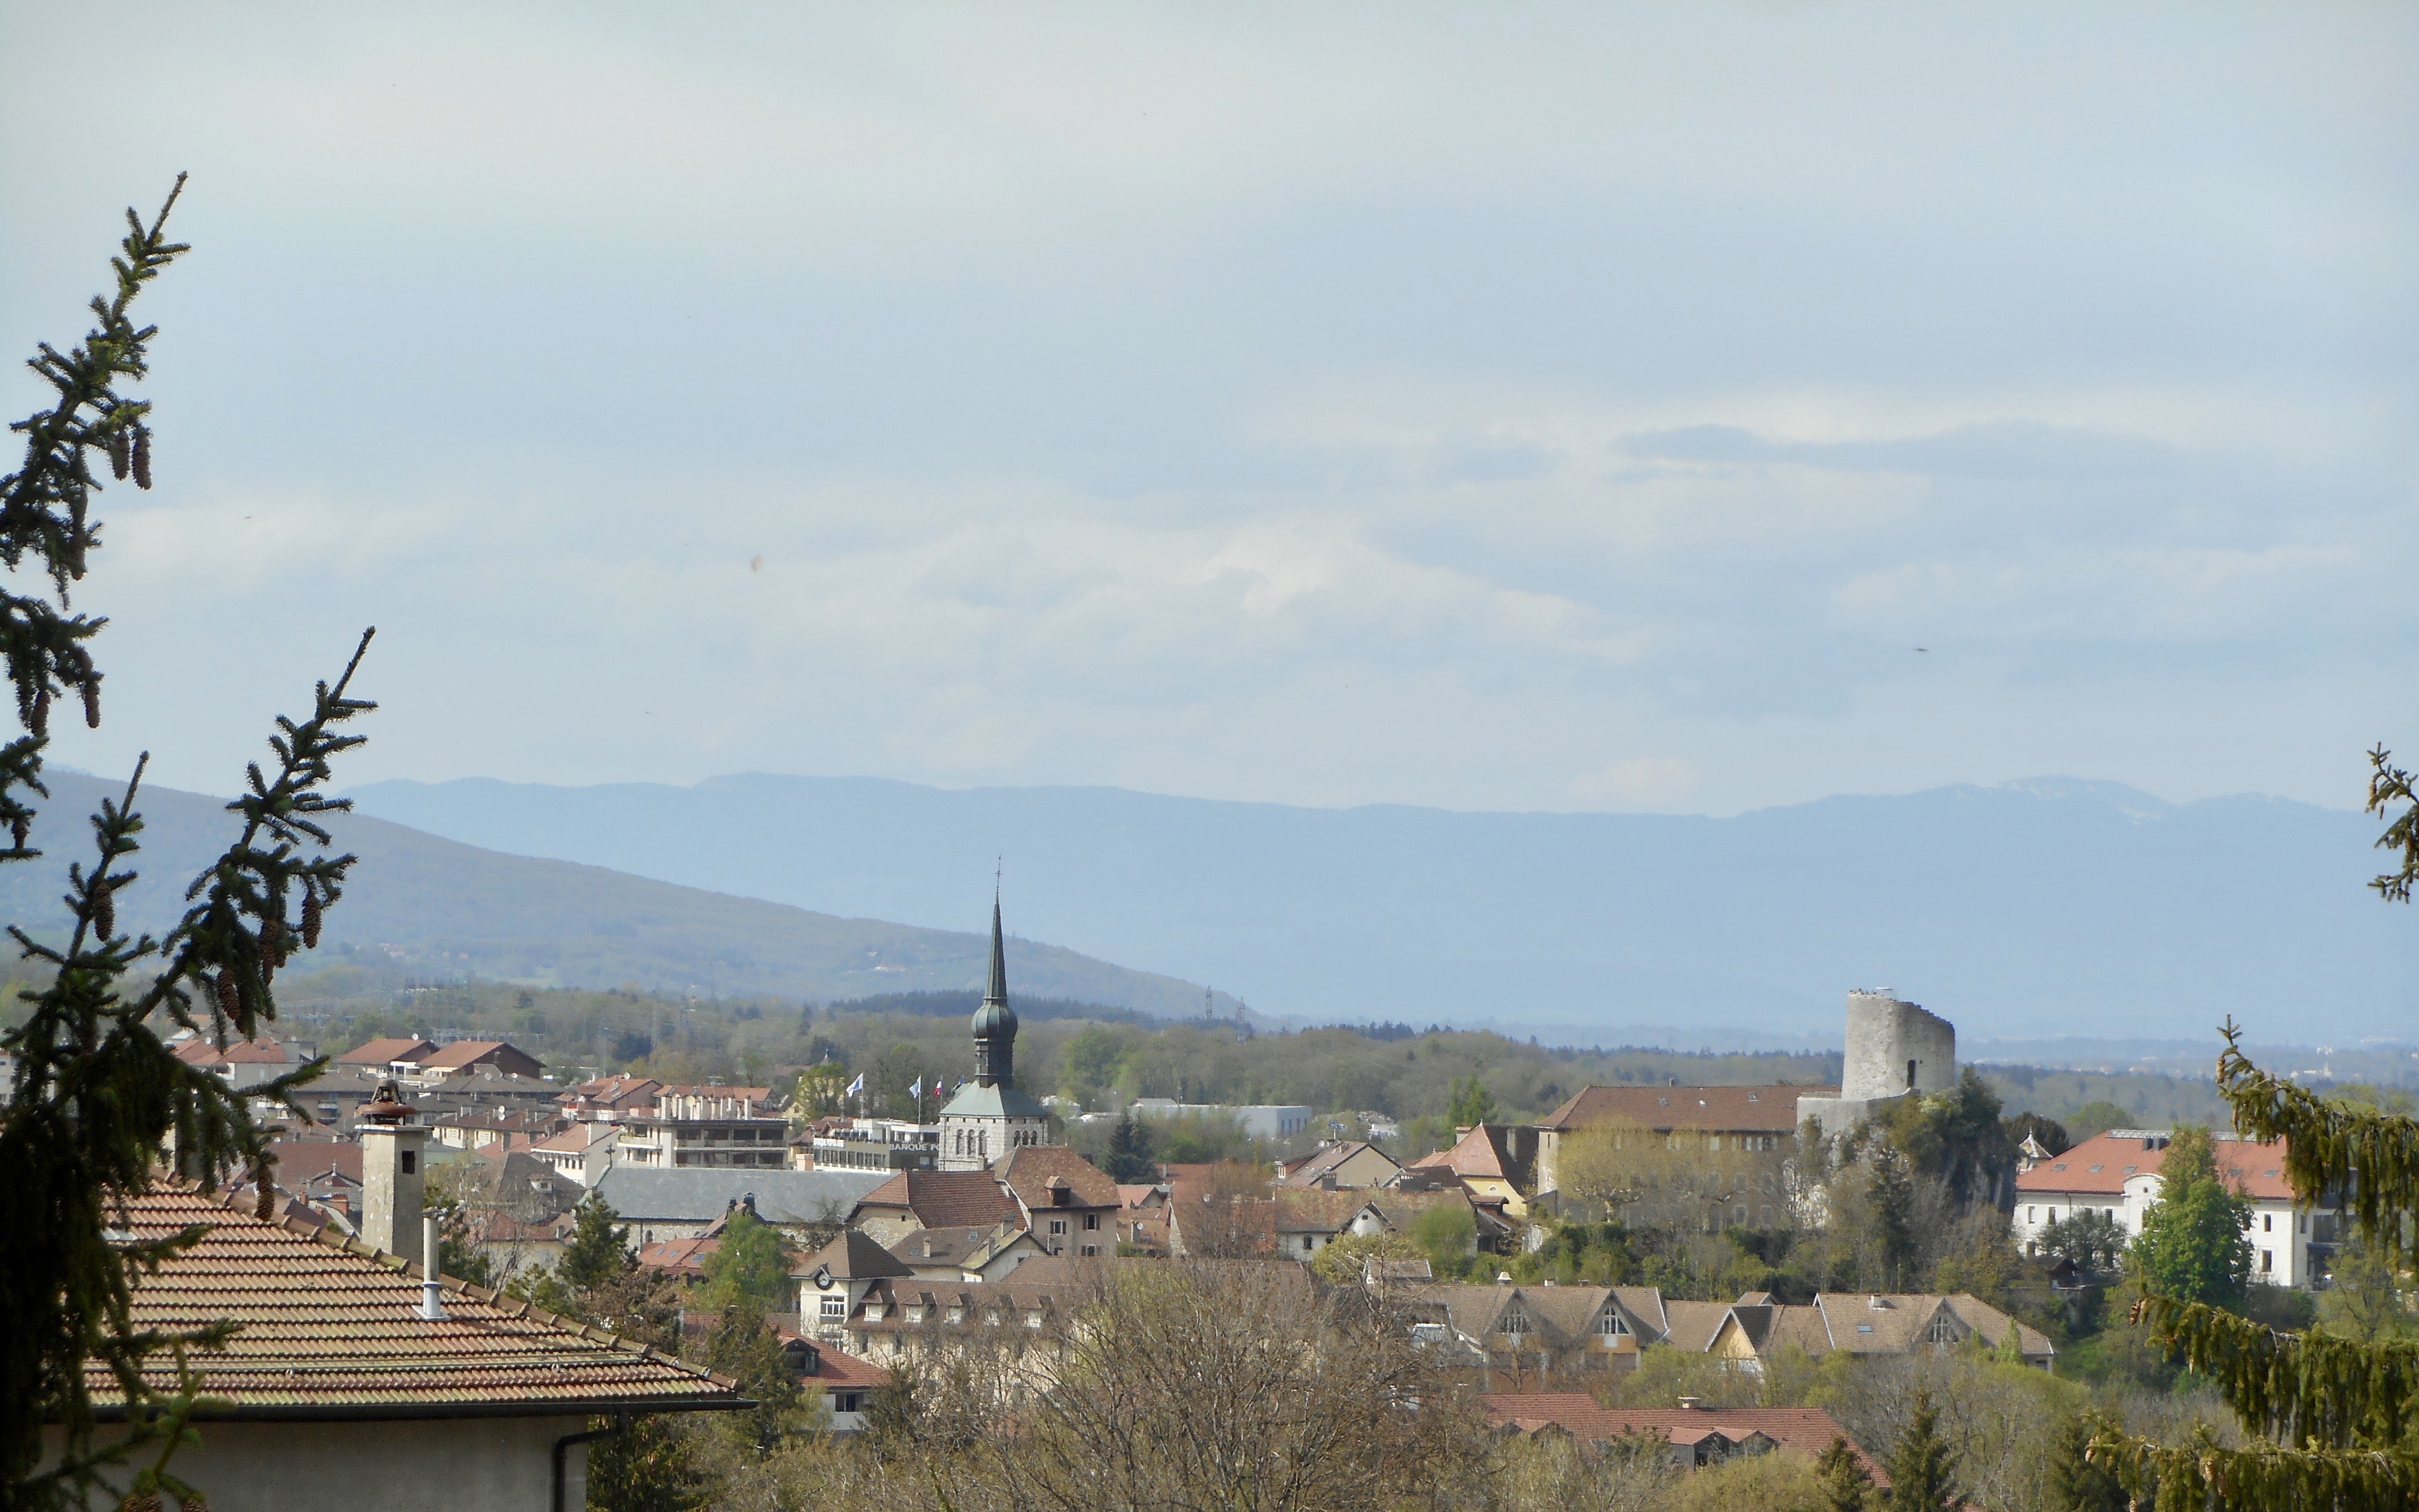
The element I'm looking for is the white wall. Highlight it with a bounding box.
[53,1416,592,1512]
[2014,1179,2316,1289]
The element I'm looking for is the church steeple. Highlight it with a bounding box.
[971,894,1017,1088]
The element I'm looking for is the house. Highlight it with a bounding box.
[1483,1395,1886,1481]
[1270,1188,1369,1259]
[1532,1084,1826,1226]
[170,1033,312,1091]
[530,1119,621,1186]
[1698,1291,2055,1372]
[888,1223,1052,1282]
[591,1167,892,1246]
[335,1035,440,1073]
[848,1169,1023,1248]
[58,1179,747,1512]
[994,1146,1122,1259]
[778,1334,888,1433]
[795,1229,916,1344]
[1276,1140,1403,1191]
[1116,1184,1170,1253]
[408,1039,546,1084]
[1129,1098,1314,1140]
[431,1107,563,1151]
[639,1234,722,1281]
[2014,1130,2322,1288]
[616,1085,788,1170]
[1410,1122,1537,1220]
[1409,1283,1668,1382]
[557,1073,662,1123]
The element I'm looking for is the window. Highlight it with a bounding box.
[1600,1312,1628,1338]
[400,1151,416,1174]
[1926,1315,1957,1345]
[1025,1310,1044,1328]
[836,1392,862,1413]
[1302,1236,1315,1253]
[821,1295,845,1320]
[1084,1213,1099,1231]
[2262,1250,2273,1273]
[946,1306,963,1324]
[2027,1207,2036,1224]
[1500,1312,1527,1337]
[1080,1244,1098,1257]
[1050,1219,1067,1236]
[1906,1059,1917,1089]
[2263,1214,2273,1233]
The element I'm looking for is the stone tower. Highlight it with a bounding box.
[1797,990,1957,1140]
[357,1079,428,1266]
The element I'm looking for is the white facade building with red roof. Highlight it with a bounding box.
[2014,1129,2319,1288]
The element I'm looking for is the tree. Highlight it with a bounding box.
[700,1208,794,1312]
[0,183,380,1512]
[559,1189,634,1290]
[2042,1412,2125,1512]
[2008,1111,2072,1157]
[1815,1435,1878,1512]
[2035,1206,2127,1274]
[1883,1390,1960,1512]
[1100,1112,1157,1183]
[1866,1144,1916,1291]
[2315,1232,2414,1344]
[1307,1228,1422,1285]
[1448,1074,1496,1128]
[2126,1125,2251,1313]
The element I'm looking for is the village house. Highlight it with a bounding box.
[529,1119,621,1186]
[333,1035,440,1075]
[1275,1139,1403,1191]
[1409,1282,1667,1382]
[1409,1122,1536,1218]
[1483,1395,1887,1482]
[1532,1083,1825,1228]
[1697,1291,2056,1372]
[888,1222,1052,1282]
[849,1169,1025,1248]
[405,1039,547,1085]
[556,1072,662,1123]
[995,1146,1122,1258]
[2014,1129,2324,1287]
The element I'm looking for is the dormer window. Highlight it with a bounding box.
[1500,1312,1527,1336]
[1926,1315,1957,1345]
[945,1305,963,1325]
[1599,1312,1628,1337]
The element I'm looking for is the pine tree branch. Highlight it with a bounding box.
[2131,1293,2419,1451]
[2372,745,2419,905]
[2087,1426,2419,1512]
[2216,1020,2419,1266]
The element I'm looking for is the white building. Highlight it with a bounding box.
[2014,1129,2322,1289]
[616,1085,788,1170]
[1128,1099,1314,1141]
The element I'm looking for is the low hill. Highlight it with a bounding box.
[0,772,1228,1015]
[346,773,2417,1043]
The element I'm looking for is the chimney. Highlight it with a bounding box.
[358,1081,427,1266]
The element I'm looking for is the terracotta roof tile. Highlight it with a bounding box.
[96,1182,747,1419]
[1482,1394,1884,1484]
[2018,1132,2298,1202]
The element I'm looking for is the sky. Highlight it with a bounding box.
[3,3,2413,818]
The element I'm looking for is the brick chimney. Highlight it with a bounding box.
[358,1080,427,1266]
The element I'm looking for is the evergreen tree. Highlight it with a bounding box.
[2127,1125,2252,1313]
[2316,1233,2416,1344]
[1447,1074,1496,1128]
[1102,1112,1157,1183]
[1866,1143,1916,1290]
[0,182,379,1512]
[2085,748,2419,1506]
[559,1189,633,1291]
[1883,1390,1960,1512]
[1815,1434,1877,1512]
[699,1209,793,1311]
[2044,1412,2126,1512]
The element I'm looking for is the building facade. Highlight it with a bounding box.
[2014,1129,2322,1288]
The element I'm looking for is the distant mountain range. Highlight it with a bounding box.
[0,773,1227,1015]
[339,773,2418,1044]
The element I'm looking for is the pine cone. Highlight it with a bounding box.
[108,428,130,480]
[215,971,239,1017]
[94,885,114,942]
[31,690,48,738]
[81,680,100,729]
[131,426,152,490]
[262,913,282,955]
[302,891,323,949]
[9,816,26,850]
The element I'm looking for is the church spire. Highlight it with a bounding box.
[971,886,1018,1088]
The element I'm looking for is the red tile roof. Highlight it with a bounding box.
[994,1146,1122,1211]
[2017,1132,2298,1202]
[1538,1085,1833,1135]
[336,1036,439,1066]
[855,1170,1021,1230]
[99,1183,747,1419]
[1482,1394,1884,1484]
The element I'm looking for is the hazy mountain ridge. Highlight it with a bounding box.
[343,772,2416,1042]
[0,773,1231,1015]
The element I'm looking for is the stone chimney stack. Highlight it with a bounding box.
[358,1080,428,1266]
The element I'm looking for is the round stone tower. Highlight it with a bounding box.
[1839,989,1957,1101]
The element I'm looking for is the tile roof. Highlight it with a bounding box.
[417,1040,544,1075]
[1537,1085,1834,1135]
[889,1225,1040,1273]
[1658,1299,1732,1352]
[797,1228,915,1282]
[2017,1132,2298,1202]
[855,1170,1022,1230]
[335,1036,439,1066]
[99,1182,747,1420]
[1482,1395,1884,1484]
[266,1139,362,1186]
[994,1146,1123,1211]
[1409,1124,1524,1182]
[1278,1141,1402,1187]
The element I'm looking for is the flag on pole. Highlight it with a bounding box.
[845,1073,865,1097]
[909,1076,924,1099]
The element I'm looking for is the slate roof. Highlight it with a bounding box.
[937,1081,1049,1120]
[98,1183,746,1420]
[797,1228,916,1281]
[1481,1395,1885,1484]
[1538,1085,1833,1134]
[2018,1132,2297,1202]
[854,1170,1022,1230]
[593,1167,890,1226]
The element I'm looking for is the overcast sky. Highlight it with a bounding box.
[4,4,2412,816]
